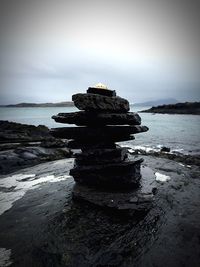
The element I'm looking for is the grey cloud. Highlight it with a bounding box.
[0,0,200,104]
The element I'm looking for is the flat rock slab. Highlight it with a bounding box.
[50,125,148,141]
[67,140,118,149]
[70,159,143,189]
[74,147,128,165]
[87,87,116,97]
[72,93,130,112]
[67,136,135,147]
[72,165,156,214]
[52,111,141,126]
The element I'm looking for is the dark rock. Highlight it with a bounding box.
[74,147,128,165]
[73,184,153,213]
[140,101,200,115]
[72,165,155,213]
[50,88,150,214]
[52,111,141,125]
[20,151,38,159]
[0,120,51,143]
[50,125,148,141]
[0,120,73,174]
[70,159,143,189]
[40,138,67,148]
[87,87,116,97]
[67,140,117,149]
[0,146,72,175]
[160,146,170,152]
[68,136,135,147]
[133,148,200,166]
[72,93,130,112]
[1,156,200,267]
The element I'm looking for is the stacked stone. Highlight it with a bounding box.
[51,85,149,192]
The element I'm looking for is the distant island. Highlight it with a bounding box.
[133,98,178,107]
[0,101,74,107]
[1,97,179,108]
[140,102,200,115]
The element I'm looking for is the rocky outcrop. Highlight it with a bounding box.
[0,120,50,143]
[0,120,72,175]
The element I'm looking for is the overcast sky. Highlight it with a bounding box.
[0,0,200,104]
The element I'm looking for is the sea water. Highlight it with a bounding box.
[0,106,200,155]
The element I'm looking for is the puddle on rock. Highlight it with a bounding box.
[0,173,71,215]
[155,172,171,182]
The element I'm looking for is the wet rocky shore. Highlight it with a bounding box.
[128,147,200,166]
[0,120,72,175]
[1,119,198,175]
[0,155,199,266]
[0,112,200,266]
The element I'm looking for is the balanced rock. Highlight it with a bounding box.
[50,125,148,141]
[51,84,151,213]
[74,147,128,165]
[52,111,141,126]
[72,165,156,214]
[87,87,116,97]
[72,93,130,112]
[67,140,118,150]
[70,159,143,189]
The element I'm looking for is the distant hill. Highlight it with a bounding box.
[133,98,178,107]
[0,101,74,107]
[140,102,200,115]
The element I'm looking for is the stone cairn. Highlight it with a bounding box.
[51,84,153,214]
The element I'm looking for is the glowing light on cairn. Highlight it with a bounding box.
[94,83,108,90]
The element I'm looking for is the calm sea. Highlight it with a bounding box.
[0,106,200,155]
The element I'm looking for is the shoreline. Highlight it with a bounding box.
[127,147,200,166]
[139,111,200,116]
[0,119,199,175]
[0,120,72,175]
[0,119,199,266]
[140,102,200,115]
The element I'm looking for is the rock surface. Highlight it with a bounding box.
[0,120,72,175]
[0,146,72,175]
[0,156,199,267]
[74,147,128,165]
[0,120,50,143]
[160,146,170,152]
[67,139,119,149]
[72,93,130,112]
[70,159,143,189]
[51,125,148,140]
[52,111,141,125]
[129,147,200,166]
[87,87,116,97]
[72,165,155,214]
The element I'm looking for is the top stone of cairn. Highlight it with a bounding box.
[73,83,129,112]
[87,83,116,97]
